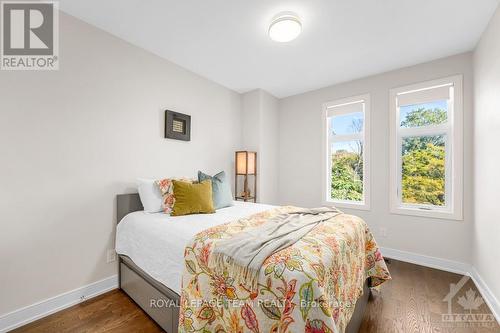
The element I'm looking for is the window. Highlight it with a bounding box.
[390,75,463,220]
[323,94,370,210]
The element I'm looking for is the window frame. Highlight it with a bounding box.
[322,94,371,210]
[389,75,463,220]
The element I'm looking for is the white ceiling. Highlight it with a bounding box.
[60,0,499,98]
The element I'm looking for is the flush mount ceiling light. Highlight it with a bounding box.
[268,12,302,42]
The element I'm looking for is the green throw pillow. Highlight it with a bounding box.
[171,180,215,216]
[198,171,234,209]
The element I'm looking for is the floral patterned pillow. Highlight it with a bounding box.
[156,178,193,214]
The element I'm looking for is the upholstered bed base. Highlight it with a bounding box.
[116,193,369,333]
[119,255,180,332]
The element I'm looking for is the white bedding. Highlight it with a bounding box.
[115,201,275,294]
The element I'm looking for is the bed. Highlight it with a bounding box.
[115,193,389,333]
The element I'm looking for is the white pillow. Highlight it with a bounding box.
[137,178,163,213]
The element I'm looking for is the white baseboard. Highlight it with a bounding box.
[0,275,118,333]
[470,267,500,324]
[380,246,472,275]
[380,246,500,323]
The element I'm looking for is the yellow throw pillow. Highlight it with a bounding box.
[156,177,194,214]
[171,180,215,216]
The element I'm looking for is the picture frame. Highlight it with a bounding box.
[164,110,191,141]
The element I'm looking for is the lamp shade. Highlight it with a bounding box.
[235,151,256,175]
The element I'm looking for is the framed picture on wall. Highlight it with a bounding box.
[164,110,191,141]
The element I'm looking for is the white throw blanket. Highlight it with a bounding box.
[209,207,341,288]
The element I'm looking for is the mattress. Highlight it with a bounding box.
[115,201,275,294]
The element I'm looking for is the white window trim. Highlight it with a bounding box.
[322,94,371,210]
[389,75,463,220]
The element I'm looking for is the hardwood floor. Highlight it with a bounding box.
[11,290,163,333]
[12,260,499,333]
[359,260,499,333]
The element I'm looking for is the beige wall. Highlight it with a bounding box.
[0,13,242,315]
[473,5,500,304]
[278,53,474,263]
[241,89,279,204]
[259,90,279,205]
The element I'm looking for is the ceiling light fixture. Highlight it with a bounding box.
[268,12,302,43]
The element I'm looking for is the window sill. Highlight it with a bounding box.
[323,200,370,211]
[390,205,463,221]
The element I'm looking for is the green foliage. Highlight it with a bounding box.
[402,143,445,206]
[401,108,446,154]
[329,107,447,206]
[330,107,447,205]
[331,149,363,201]
[400,107,446,206]
[401,107,447,127]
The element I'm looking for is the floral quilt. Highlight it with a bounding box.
[179,206,391,333]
